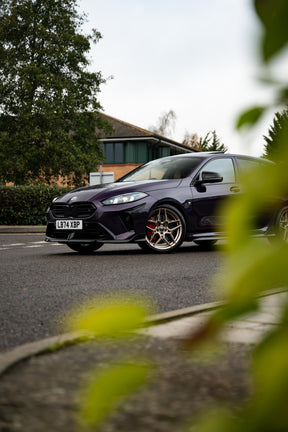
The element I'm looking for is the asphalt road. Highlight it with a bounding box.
[0,234,224,352]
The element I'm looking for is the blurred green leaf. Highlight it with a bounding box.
[236,106,266,130]
[258,73,284,86]
[186,1,288,431]
[221,244,288,304]
[186,409,244,432]
[66,295,153,430]
[79,361,151,428]
[245,326,288,431]
[277,86,288,105]
[67,296,151,339]
[254,0,288,61]
[254,329,288,399]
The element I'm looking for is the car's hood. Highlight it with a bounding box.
[55,180,182,204]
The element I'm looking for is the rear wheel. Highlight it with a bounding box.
[67,242,103,254]
[143,205,186,253]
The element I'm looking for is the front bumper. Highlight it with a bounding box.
[45,202,148,244]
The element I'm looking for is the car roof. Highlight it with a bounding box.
[168,152,266,162]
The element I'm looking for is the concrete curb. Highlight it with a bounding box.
[0,332,84,376]
[0,287,286,377]
[0,225,46,234]
[0,226,277,238]
[0,300,223,377]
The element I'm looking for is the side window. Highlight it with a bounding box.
[199,158,236,183]
[237,157,260,176]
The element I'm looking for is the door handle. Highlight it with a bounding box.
[230,186,240,193]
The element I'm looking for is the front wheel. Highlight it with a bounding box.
[67,242,103,254]
[143,205,186,253]
[273,206,288,242]
[193,240,217,250]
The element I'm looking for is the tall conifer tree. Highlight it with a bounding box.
[263,110,288,161]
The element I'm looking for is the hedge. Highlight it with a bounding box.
[0,185,72,225]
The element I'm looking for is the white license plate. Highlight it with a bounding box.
[56,220,83,230]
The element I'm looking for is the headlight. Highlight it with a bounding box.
[102,192,148,205]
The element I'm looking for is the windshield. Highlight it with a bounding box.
[117,156,205,182]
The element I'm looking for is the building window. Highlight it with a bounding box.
[159,147,170,157]
[114,143,124,163]
[125,142,149,163]
[103,142,124,163]
[102,141,183,164]
[104,143,114,163]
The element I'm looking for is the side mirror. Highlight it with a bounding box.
[196,171,223,185]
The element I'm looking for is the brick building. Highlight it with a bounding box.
[97,113,195,181]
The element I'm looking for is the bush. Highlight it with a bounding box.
[0,185,71,225]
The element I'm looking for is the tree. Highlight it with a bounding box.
[150,111,227,153]
[263,109,288,161]
[0,0,109,185]
[149,110,177,138]
[183,130,227,152]
[182,131,199,149]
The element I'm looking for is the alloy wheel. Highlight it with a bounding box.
[278,207,288,241]
[145,206,185,252]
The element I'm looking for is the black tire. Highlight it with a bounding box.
[67,242,103,254]
[193,240,217,250]
[272,206,288,243]
[143,205,186,253]
[137,241,151,251]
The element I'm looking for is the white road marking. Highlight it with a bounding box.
[0,241,64,250]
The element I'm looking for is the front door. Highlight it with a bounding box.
[191,157,240,232]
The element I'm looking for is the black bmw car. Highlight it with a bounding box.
[45,152,288,253]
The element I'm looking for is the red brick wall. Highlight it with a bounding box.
[99,163,142,181]
[4,163,143,187]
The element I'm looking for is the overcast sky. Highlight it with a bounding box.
[78,0,280,156]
